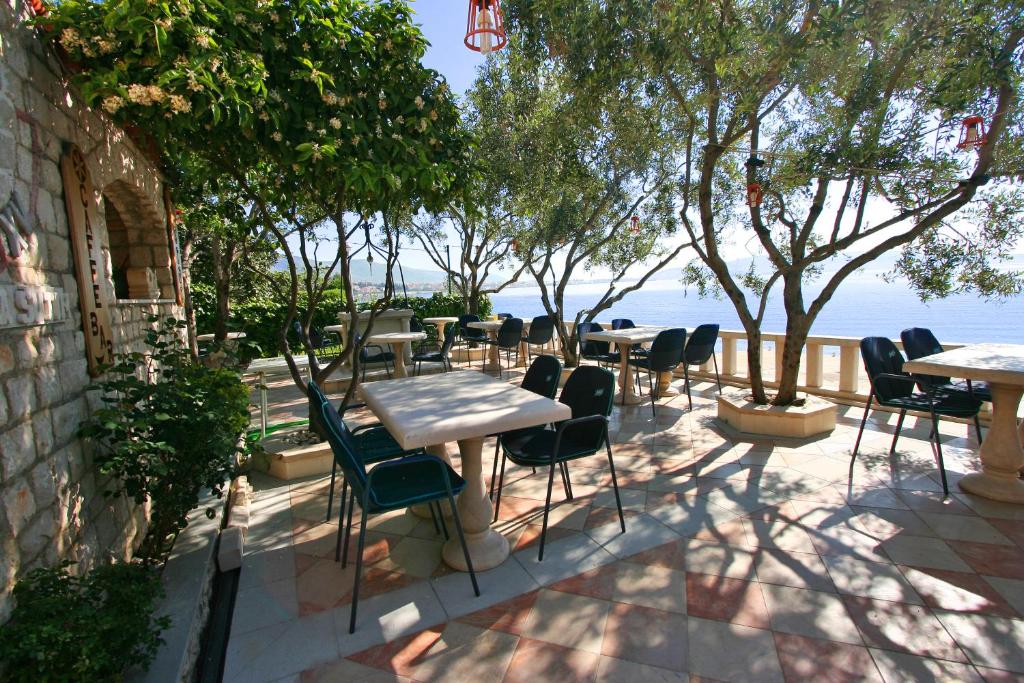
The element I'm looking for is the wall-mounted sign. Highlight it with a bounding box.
[61,145,114,375]
[0,284,71,329]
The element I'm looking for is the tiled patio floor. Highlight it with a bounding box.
[226,364,1024,682]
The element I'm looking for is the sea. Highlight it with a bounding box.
[487,278,1024,345]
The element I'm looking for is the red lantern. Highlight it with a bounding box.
[746,183,763,207]
[957,116,987,151]
[629,215,640,234]
[464,0,508,55]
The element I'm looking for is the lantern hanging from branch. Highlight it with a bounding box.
[629,215,641,234]
[746,183,763,207]
[957,116,987,152]
[465,0,507,55]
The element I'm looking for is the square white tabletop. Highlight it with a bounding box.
[903,343,1024,386]
[359,371,571,450]
[583,326,667,345]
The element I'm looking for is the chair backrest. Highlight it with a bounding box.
[527,315,555,345]
[459,314,486,340]
[647,328,687,372]
[611,318,635,330]
[308,381,368,491]
[683,324,719,365]
[496,317,524,347]
[900,327,951,387]
[497,312,513,320]
[577,321,609,356]
[521,355,562,399]
[439,322,458,356]
[860,337,914,404]
[409,316,424,333]
[559,366,615,451]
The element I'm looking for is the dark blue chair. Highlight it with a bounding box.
[293,320,341,358]
[489,355,565,504]
[493,366,625,561]
[311,381,479,633]
[577,321,619,367]
[680,324,722,410]
[629,328,687,415]
[901,328,992,427]
[413,323,457,375]
[523,315,555,362]
[852,337,982,495]
[356,334,394,381]
[458,314,487,369]
[481,317,524,378]
[611,319,635,330]
[309,390,419,523]
[496,312,513,320]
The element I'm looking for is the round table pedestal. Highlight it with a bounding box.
[614,346,643,405]
[958,382,1024,503]
[654,371,679,398]
[442,436,509,571]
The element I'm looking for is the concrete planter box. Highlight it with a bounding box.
[256,427,332,480]
[717,390,837,439]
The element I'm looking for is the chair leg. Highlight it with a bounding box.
[560,461,573,500]
[683,364,693,411]
[890,409,906,455]
[852,391,873,461]
[930,409,950,496]
[435,501,450,540]
[336,472,348,532]
[348,494,370,634]
[489,437,501,500]
[605,439,626,533]
[647,369,656,418]
[326,459,337,523]
[338,486,355,565]
[448,490,480,597]
[713,354,722,392]
[538,461,559,562]
[974,415,983,443]
[492,450,508,523]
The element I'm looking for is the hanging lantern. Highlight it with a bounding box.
[511,238,519,253]
[957,116,987,152]
[464,0,508,55]
[629,215,641,234]
[746,183,763,207]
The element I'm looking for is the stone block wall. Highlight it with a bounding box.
[0,0,184,622]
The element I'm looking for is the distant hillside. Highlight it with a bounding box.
[274,258,448,284]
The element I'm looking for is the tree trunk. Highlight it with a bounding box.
[745,327,767,404]
[210,233,232,342]
[773,276,810,406]
[180,237,199,360]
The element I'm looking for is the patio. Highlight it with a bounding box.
[225,366,1024,682]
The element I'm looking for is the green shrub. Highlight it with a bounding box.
[79,317,250,560]
[0,563,169,681]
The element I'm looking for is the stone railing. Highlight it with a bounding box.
[679,330,988,415]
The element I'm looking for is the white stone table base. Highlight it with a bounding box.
[958,382,1024,503]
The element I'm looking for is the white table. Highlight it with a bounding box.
[196,332,246,342]
[904,343,1024,503]
[422,316,459,344]
[363,331,426,379]
[583,327,672,405]
[361,371,571,570]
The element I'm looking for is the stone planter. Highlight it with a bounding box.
[717,390,837,439]
[255,426,332,480]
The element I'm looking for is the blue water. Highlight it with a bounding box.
[490,279,1024,344]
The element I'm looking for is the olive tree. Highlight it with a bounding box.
[510,0,1024,404]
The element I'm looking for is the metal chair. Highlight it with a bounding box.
[523,315,555,362]
[311,381,479,633]
[493,366,625,561]
[356,334,394,381]
[628,328,687,415]
[680,324,722,410]
[496,312,513,320]
[482,317,524,378]
[458,314,487,369]
[611,319,635,330]
[489,355,565,503]
[308,389,419,523]
[901,327,992,418]
[412,323,457,375]
[577,321,619,367]
[852,337,983,495]
[292,320,341,358]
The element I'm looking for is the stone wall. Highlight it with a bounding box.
[0,0,183,622]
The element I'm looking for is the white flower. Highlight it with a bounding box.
[396,115,404,124]
[329,117,341,129]
[357,91,367,99]
[311,143,322,160]
[391,133,401,140]
[302,42,310,51]
[259,111,270,121]
[418,119,428,132]
[414,95,424,110]
[156,17,172,30]
[271,131,283,142]
[234,13,245,23]
[378,98,387,110]
[60,28,81,50]
[317,128,326,136]
[383,38,392,51]
[169,94,191,113]
[101,95,124,114]
[126,84,149,104]
[430,109,438,121]
[146,85,166,103]
[306,121,314,131]
[322,92,338,105]
[352,135,362,145]
[196,33,211,48]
